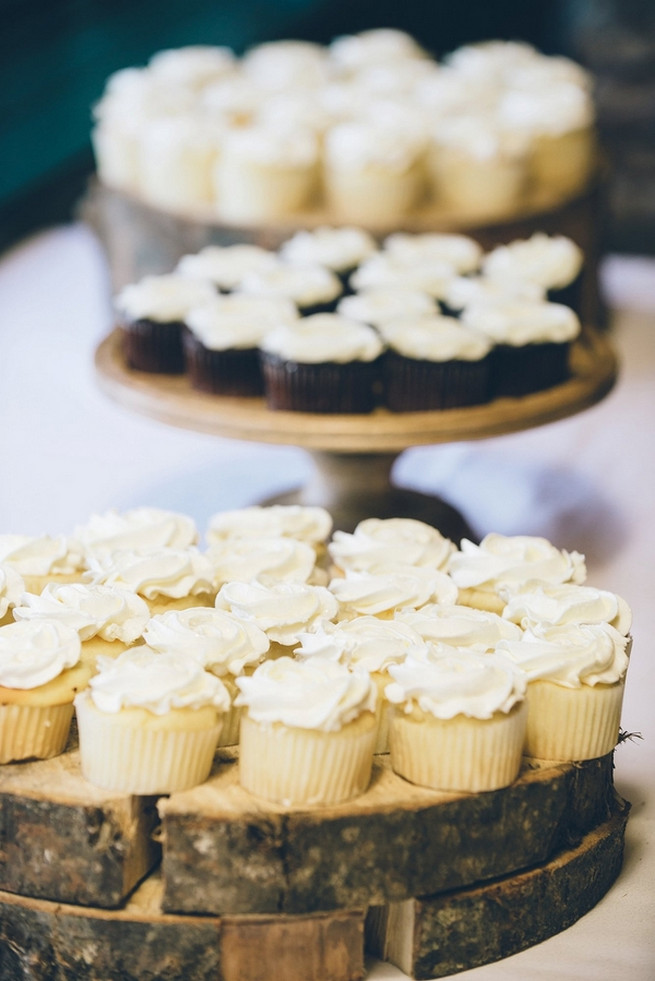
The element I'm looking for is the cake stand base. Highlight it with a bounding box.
[261,451,476,540]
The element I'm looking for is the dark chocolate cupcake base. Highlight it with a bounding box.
[121,318,186,374]
[491,341,572,398]
[384,352,492,412]
[184,334,264,396]
[260,352,383,414]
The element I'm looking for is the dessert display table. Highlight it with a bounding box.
[94,324,618,535]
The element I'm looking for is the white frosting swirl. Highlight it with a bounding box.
[0,534,84,576]
[497,82,594,136]
[0,564,26,618]
[337,287,437,327]
[12,583,150,643]
[176,244,280,289]
[84,646,230,714]
[448,534,586,591]
[380,315,493,361]
[221,124,319,166]
[329,567,459,618]
[235,655,376,732]
[115,274,216,323]
[207,505,332,546]
[216,581,339,645]
[496,622,630,687]
[73,507,198,559]
[444,274,545,312]
[501,581,632,635]
[142,607,269,675]
[294,615,430,673]
[0,619,81,689]
[385,648,526,719]
[329,517,455,574]
[185,294,298,350]
[148,45,236,87]
[396,603,523,650]
[329,29,427,73]
[205,536,319,587]
[260,314,384,364]
[481,234,584,290]
[325,119,427,171]
[383,232,482,274]
[279,226,377,272]
[87,547,214,600]
[350,252,455,299]
[239,261,341,308]
[461,299,580,346]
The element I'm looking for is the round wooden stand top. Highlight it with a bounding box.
[95,326,618,453]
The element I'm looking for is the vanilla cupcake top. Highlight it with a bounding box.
[383,232,483,274]
[260,314,384,364]
[497,82,594,137]
[242,39,330,91]
[176,244,280,289]
[328,29,428,73]
[294,615,430,673]
[430,113,530,161]
[87,547,214,600]
[220,123,319,166]
[0,534,84,577]
[72,507,198,559]
[329,567,459,619]
[13,583,150,644]
[216,581,339,645]
[147,45,237,88]
[380,314,493,362]
[207,505,332,546]
[496,621,630,688]
[115,274,216,323]
[142,606,269,675]
[0,564,26,619]
[501,581,632,635]
[185,294,298,350]
[205,536,321,588]
[461,299,581,346]
[235,655,376,732]
[329,517,455,574]
[481,234,584,291]
[385,648,526,719]
[350,252,455,299]
[396,603,523,650]
[324,118,427,171]
[239,261,342,309]
[337,287,437,327]
[0,619,81,689]
[448,534,586,591]
[278,226,377,273]
[82,646,230,714]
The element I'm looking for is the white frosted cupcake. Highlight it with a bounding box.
[448,533,586,614]
[278,226,378,284]
[349,250,455,301]
[496,621,630,761]
[328,517,455,576]
[235,655,377,806]
[0,619,90,763]
[382,232,483,275]
[396,603,523,651]
[206,504,333,556]
[337,287,438,329]
[501,580,632,636]
[205,535,324,588]
[295,615,429,753]
[176,243,279,291]
[75,646,230,793]
[137,114,225,212]
[72,507,199,561]
[480,232,584,311]
[0,563,26,626]
[143,606,269,746]
[386,647,527,792]
[12,582,150,669]
[329,566,458,621]
[0,534,85,595]
[239,259,343,316]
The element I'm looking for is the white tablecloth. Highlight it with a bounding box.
[0,224,653,980]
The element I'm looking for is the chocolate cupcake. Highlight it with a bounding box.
[184,294,298,396]
[278,226,378,291]
[238,258,343,316]
[378,314,493,411]
[461,298,581,397]
[481,233,584,315]
[176,244,280,292]
[259,313,385,413]
[115,274,215,373]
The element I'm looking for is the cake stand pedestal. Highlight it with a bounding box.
[94,325,618,536]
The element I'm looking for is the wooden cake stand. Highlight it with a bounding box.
[94,324,618,537]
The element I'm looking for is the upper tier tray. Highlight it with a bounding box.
[95,325,618,454]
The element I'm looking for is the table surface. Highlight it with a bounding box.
[0,224,653,981]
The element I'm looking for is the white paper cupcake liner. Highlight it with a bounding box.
[389,702,527,793]
[0,702,73,763]
[524,679,625,762]
[239,712,377,806]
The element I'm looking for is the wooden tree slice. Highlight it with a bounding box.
[0,742,159,909]
[0,873,366,981]
[365,801,629,980]
[159,752,617,916]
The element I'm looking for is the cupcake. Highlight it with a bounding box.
[137,115,225,212]
[278,226,378,288]
[183,294,298,396]
[75,646,230,793]
[295,615,430,753]
[0,534,85,595]
[12,582,150,670]
[328,566,459,621]
[379,313,494,411]
[0,619,90,763]
[496,621,630,761]
[382,232,483,276]
[448,533,586,614]
[336,287,438,329]
[235,655,377,806]
[238,258,343,317]
[143,606,269,746]
[461,298,581,397]
[396,603,523,651]
[328,517,455,576]
[205,535,324,588]
[480,233,584,312]
[72,506,199,560]
[501,580,633,636]
[349,250,455,302]
[385,647,527,792]
[115,273,216,374]
[206,505,333,558]
[176,244,280,292]
[0,563,26,626]
[259,313,385,414]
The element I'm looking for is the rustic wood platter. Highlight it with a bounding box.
[95,326,617,453]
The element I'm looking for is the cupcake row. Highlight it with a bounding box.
[92,31,596,225]
[0,506,631,808]
[116,228,584,412]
